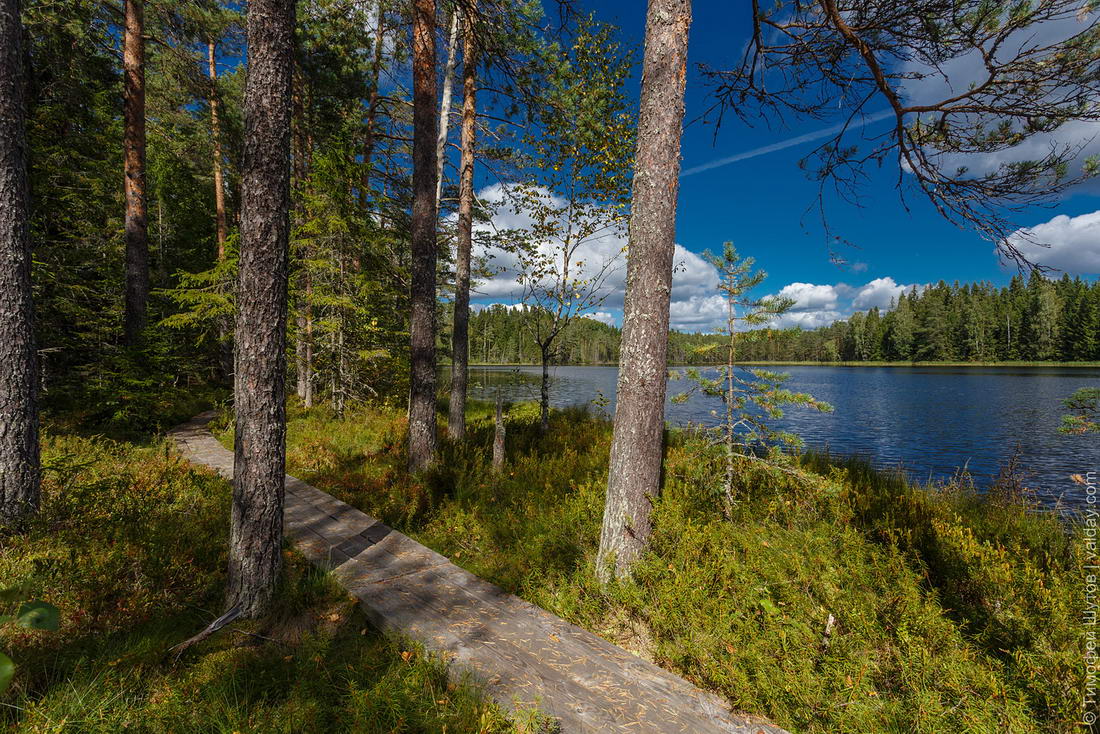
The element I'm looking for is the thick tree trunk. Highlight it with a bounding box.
[447,8,476,440]
[407,0,438,473]
[597,0,691,582]
[228,0,295,619]
[0,0,39,528]
[123,0,148,344]
[434,9,458,208]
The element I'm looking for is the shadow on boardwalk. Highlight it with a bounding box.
[170,412,788,734]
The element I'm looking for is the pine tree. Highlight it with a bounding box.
[228,0,295,619]
[598,0,691,581]
[0,0,39,527]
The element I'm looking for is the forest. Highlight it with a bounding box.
[0,0,1097,731]
[467,272,1100,365]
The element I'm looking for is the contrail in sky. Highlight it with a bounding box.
[680,109,895,178]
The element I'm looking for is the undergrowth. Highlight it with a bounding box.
[248,398,1086,734]
[0,429,515,733]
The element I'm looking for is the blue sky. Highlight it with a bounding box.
[469,0,1100,332]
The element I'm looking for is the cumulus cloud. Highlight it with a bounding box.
[468,184,719,316]
[775,282,839,312]
[852,277,908,310]
[466,185,924,333]
[1003,211,1100,274]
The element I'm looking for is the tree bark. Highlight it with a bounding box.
[407,0,438,473]
[434,9,458,209]
[208,41,233,379]
[208,42,228,258]
[447,7,476,440]
[0,0,39,528]
[597,0,691,582]
[123,0,148,344]
[228,0,295,619]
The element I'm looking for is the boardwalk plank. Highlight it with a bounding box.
[168,412,788,734]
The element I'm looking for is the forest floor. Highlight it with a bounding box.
[205,398,1083,734]
[1,397,1084,733]
[0,425,516,733]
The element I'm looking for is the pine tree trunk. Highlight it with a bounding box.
[0,0,39,528]
[598,0,691,582]
[434,9,458,208]
[123,0,148,344]
[407,0,438,473]
[228,0,295,619]
[208,41,233,379]
[447,8,476,440]
[208,42,228,258]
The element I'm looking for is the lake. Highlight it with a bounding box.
[466,364,1100,509]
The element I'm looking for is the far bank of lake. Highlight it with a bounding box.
[465,364,1100,509]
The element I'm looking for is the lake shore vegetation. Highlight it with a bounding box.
[465,272,1100,366]
[205,397,1083,734]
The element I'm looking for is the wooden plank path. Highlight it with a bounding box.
[169,412,789,734]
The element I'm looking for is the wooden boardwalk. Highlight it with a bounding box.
[169,413,788,734]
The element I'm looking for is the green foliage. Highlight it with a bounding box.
[673,244,832,510]
[0,587,59,695]
[505,14,636,372]
[274,400,1084,733]
[1059,386,1100,434]
[0,427,514,731]
[468,273,1100,367]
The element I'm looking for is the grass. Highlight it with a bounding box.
[236,397,1087,734]
[0,429,516,733]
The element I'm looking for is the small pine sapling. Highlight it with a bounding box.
[672,243,832,514]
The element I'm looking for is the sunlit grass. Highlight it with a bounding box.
[0,430,515,733]
[262,397,1085,734]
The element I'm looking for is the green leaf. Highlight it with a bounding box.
[758,598,781,615]
[0,651,13,694]
[16,602,60,631]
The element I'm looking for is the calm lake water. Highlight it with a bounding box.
[467,364,1100,508]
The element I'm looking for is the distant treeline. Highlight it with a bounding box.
[468,272,1100,364]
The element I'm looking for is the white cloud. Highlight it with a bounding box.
[1003,211,1100,274]
[852,277,907,310]
[467,186,924,334]
[669,295,728,332]
[773,309,845,330]
[469,184,720,319]
[775,282,839,312]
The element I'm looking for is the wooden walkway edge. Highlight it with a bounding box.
[169,412,789,734]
